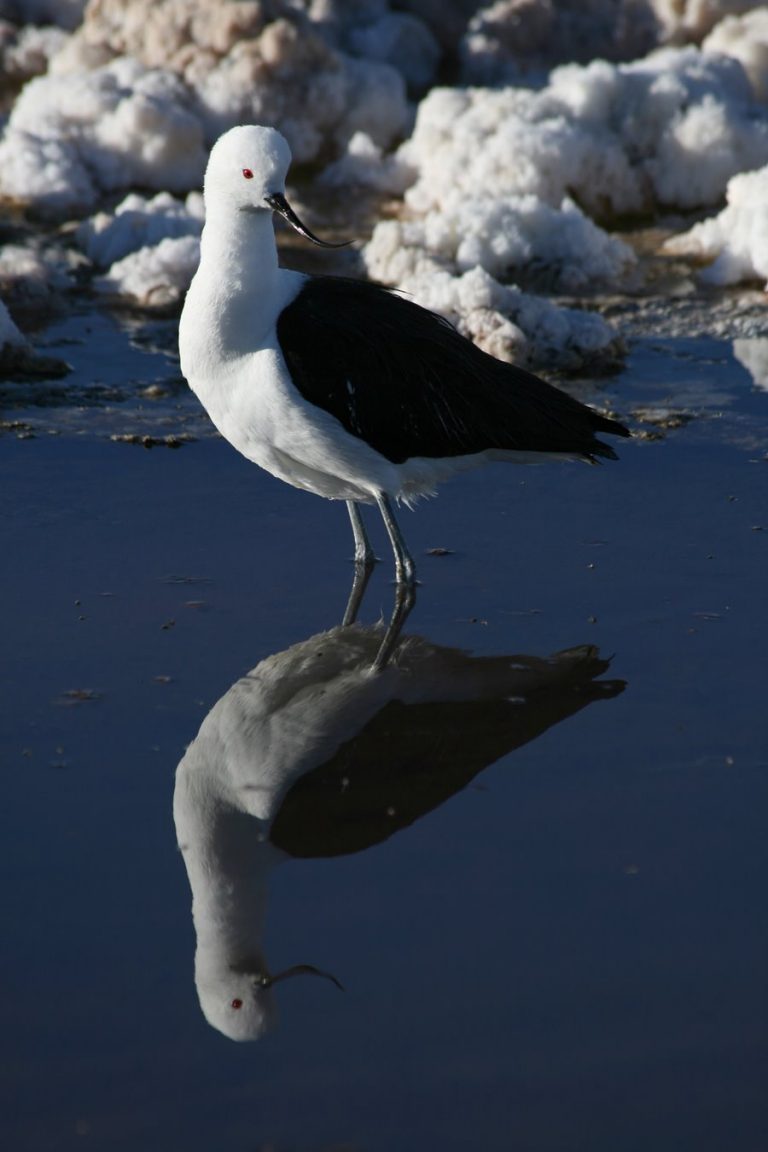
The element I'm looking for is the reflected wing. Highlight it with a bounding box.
[270,646,625,859]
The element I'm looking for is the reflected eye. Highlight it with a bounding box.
[242,169,254,180]
[231,998,243,1009]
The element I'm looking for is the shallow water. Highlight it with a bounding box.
[2,313,767,1151]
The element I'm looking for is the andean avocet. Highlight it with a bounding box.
[179,125,630,606]
[175,622,623,1041]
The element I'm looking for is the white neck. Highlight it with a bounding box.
[181,205,290,370]
[174,761,282,989]
[200,204,279,284]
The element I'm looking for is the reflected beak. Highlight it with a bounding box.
[256,963,344,991]
[264,192,351,248]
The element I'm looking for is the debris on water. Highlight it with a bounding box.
[109,433,195,448]
[1,421,35,439]
[162,575,211,585]
[630,407,694,431]
[140,382,176,398]
[55,688,101,705]
[0,341,70,382]
[426,547,454,556]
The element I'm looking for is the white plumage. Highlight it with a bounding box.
[174,622,623,1041]
[179,129,403,503]
[179,124,629,593]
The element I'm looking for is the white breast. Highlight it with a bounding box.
[181,263,406,502]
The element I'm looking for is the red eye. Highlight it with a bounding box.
[242,169,254,180]
[231,998,243,1009]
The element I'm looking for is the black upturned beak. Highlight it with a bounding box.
[255,963,344,991]
[264,192,350,248]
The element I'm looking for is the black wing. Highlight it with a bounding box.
[277,277,629,464]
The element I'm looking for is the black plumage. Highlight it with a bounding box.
[277,277,629,465]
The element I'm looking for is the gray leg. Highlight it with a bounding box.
[343,501,375,626]
[342,560,374,626]
[346,500,375,567]
[375,492,416,587]
[371,582,416,672]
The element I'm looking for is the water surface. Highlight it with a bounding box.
[1,320,766,1151]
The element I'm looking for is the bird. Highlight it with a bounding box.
[174,621,624,1040]
[179,124,630,597]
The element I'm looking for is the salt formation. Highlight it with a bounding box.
[733,338,768,391]
[338,6,441,91]
[77,190,204,266]
[0,1,413,212]
[360,244,622,370]
[76,189,205,305]
[363,196,635,291]
[395,0,483,51]
[663,165,768,288]
[385,48,768,219]
[349,43,767,365]
[0,291,69,378]
[0,239,79,300]
[2,0,766,368]
[0,57,206,213]
[460,0,661,83]
[0,21,67,90]
[403,0,767,82]
[650,0,760,43]
[319,130,416,194]
[96,235,201,306]
[51,0,411,163]
[702,8,768,102]
[0,295,26,353]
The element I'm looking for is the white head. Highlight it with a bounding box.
[203,124,347,247]
[196,957,343,1043]
[204,125,291,213]
[195,959,278,1042]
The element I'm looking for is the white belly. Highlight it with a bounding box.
[187,343,404,503]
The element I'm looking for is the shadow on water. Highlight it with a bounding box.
[174,622,625,1042]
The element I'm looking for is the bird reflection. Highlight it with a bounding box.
[174,625,625,1041]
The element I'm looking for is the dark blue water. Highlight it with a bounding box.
[1,343,767,1150]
